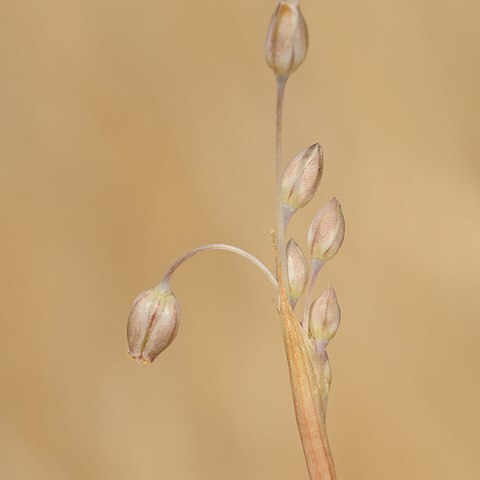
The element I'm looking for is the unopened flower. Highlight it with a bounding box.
[127,286,180,363]
[307,198,345,261]
[282,143,323,212]
[286,239,309,308]
[265,0,308,79]
[309,285,340,346]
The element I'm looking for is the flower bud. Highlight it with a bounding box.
[265,0,308,79]
[282,143,323,210]
[307,198,345,261]
[127,287,180,364]
[286,239,309,308]
[309,285,341,343]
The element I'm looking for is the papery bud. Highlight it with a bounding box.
[307,198,345,261]
[309,285,341,343]
[127,286,180,364]
[282,143,323,210]
[265,0,308,79]
[286,239,309,308]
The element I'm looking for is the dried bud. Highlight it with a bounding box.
[265,0,308,79]
[282,143,323,210]
[307,198,345,261]
[127,287,180,364]
[309,285,341,343]
[286,239,309,308]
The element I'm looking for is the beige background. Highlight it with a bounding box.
[1,1,479,478]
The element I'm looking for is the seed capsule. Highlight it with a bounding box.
[307,198,345,261]
[265,0,308,79]
[309,285,341,343]
[282,143,323,211]
[286,239,309,308]
[127,287,180,364]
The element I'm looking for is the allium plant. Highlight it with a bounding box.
[127,1,344,478]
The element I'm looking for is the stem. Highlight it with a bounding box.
[282,204,296,230]
[276,77,288,295]
[302,259,325,334]
[157,244,277,290]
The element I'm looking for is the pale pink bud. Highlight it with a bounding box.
[127,287,180,364]
[309,285,341,342]
[286,239,309,307]
[265,0,308,79]
[307,198,345,261]
[282,143,323,210]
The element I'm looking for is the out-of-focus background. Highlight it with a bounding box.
[1,1,479,478]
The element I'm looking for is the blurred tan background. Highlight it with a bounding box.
[1,0,479,478]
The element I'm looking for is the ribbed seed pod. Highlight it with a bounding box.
[127,286,180,363]
[265,0,308,79]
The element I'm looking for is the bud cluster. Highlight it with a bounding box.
[282,148,345,370]
[278,141,344,390]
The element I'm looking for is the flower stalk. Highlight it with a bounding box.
[158,243,277,291]
[276,77,289,296]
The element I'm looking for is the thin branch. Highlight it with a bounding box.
[157,243,277,290]
[276,77,289,297]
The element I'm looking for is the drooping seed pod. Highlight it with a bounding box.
[282,143,323,215]
[265,0,308,79]
[286,239,309,309]
[127,286,180,363]
[309,285,341,345]
[307,198,345,261]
